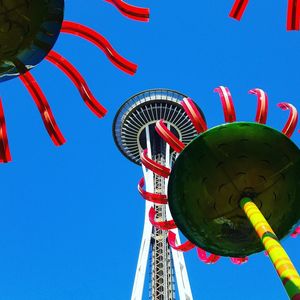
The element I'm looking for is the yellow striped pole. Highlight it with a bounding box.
[240,197,300,300]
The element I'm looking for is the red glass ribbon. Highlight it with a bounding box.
[0,100,11,163]
[230,0,300,30]
[61,21,137,75]
[214,86,237,123]
[20,72,66,146]
[249,88,268,124]
[168,231,195,251]
[196,248,221,264]
[181,97,207,133]
[287,0,300,30]
[149,207,177,230]
[155,120,185,153]
[291,226,300,238]
[229,0,249,20]
[138,177,168,204]
[46,50,107,118]
[105,0,150,22]
[140,149,170,178]
[230,257,249,264]
[278,102,298,138]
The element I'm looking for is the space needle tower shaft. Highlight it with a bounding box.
[113,89,200,299]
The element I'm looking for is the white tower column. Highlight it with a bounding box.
[113,89,201,300]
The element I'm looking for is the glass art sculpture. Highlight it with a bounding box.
[0,0,149,162]
[230,0,300,30]
[140,87,300,299]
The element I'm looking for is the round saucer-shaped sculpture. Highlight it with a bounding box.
[168,122,300,257]
[0,0,64,81]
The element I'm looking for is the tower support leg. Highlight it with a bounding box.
[240,197,300,300]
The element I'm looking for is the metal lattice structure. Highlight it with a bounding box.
[151,155,174,299]
[113,89,199,300]
[113,89,197,165]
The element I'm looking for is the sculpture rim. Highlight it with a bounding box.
[168,121,300,257]
[0,0,64,82]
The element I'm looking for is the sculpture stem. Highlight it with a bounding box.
[240,197,300,299]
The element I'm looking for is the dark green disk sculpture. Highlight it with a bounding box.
[0,0,64,82]
[168,122,300,257]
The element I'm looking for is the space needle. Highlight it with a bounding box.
[113,89,203,299]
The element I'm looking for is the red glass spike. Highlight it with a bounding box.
[105,0,150,22]
[61,21,137,75]
[230,257,249,264]
[249,88,268,124]
[214,86,237,123]
[138,177,168,204]
[278,102,298,138]
[46,51,107,118]
[0,100,11,163]
[20,72,66,146]
[196,248,221,264]
[229,0,249,20]
[155,120,185,153]
[140,149,171,178]
[291,226,300,238]
[168,231,195,252]
[149,207,177,230]
[181,97,207,134]
[287,0,300,30]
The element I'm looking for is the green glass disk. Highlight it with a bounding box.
[0,0,64,81]
[168,122,300,257]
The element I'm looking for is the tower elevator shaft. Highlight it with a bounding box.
[150,155,175,299]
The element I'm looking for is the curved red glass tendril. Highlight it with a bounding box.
[287,0,300,30]
[291,226,300,238]
[169,231,248,264]
[198,242,248,265]
[46,50,107,118]
[229,0,249,20]
[104,0,150,22]
[168,231,195,251]
[249,88,268,124]
[230,257,249,265]
[214,86,237,123]
[155,120,185,153]
[138,95,299,266]
[0,100,11,163]
[20,72,66,146]
[61,21,137,75]
[181,97,207,134]
[140,149,170,178]
[230,0,300,30]
[138,177,168,204]
[278,102,298,138]
[149,207,177,230]
[196,248,221,264]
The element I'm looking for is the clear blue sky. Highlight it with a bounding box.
[0,0,299,299]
